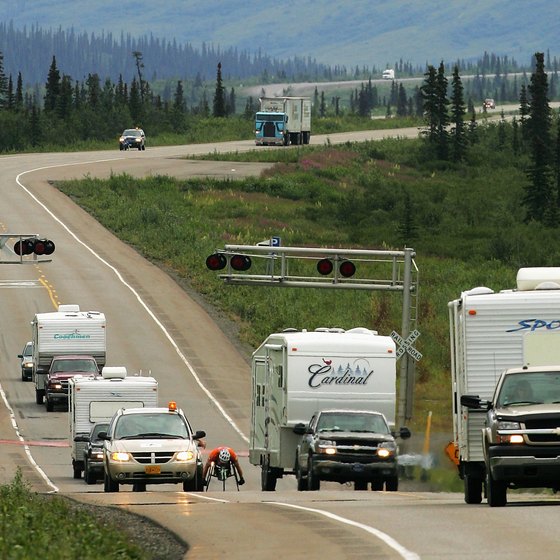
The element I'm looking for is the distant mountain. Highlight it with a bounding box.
[1,0,558,85]
[2,0,558,70]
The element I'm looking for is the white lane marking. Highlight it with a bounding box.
[9,159,248,489]
[0,382,58,493]
[267,502,420,560]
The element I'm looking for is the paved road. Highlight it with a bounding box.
[3,135,560,559]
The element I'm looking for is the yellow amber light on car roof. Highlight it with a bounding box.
[168,401,177,412]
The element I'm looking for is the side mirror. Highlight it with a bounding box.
[461,395,491,410]
[194,430,206,440]
[293,423,306,435]
[399,427,412,439]
[74,435,89,443]
[98,431,109,440]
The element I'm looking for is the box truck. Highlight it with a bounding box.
[449,267,560,505]
[69,366,158,479]
[255,96,311,146]
[249,327,397,490]
[31,304,106,405]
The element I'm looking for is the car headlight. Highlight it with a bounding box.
[175,450,195,462]
[119,136,125,142]
[48,383,62,390]
[23,361,33,368]
[378,442,397,458]
[110,451,131,462]
[317,440,337,454]
[497,421,523,443]
[92,452,104,460]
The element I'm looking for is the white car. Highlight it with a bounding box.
[101,402,205,492]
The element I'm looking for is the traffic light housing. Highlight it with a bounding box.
[317,258,356,278]
[206,253,252,272]
[14,238,55,256]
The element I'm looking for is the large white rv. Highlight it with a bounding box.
[31,304,106,404]
[449,267,560,504]
[68,366,158,479]
[249,327,397,490]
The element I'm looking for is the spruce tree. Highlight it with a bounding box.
[450,65,467,162]
[44,56,61,112]
[435,61,450,160]
[0,52,7,109]
[212,62,226,118]
[523,52,554,223]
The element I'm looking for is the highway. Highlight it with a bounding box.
[2,132,560,559]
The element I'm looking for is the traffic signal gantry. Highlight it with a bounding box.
[0,234,56,264]
[207,242,419,425]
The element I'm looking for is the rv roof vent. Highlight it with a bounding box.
[517,267,560,291]
[314,327,329,332]
[464,287,494,296]
[102,366,127,379]
[282,328,298,333]
[58,304,80,313]
[347,327,378,335]
[534,281,560,290]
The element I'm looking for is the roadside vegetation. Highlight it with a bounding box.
[0,471,148,559]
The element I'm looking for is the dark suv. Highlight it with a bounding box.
[294,409,410,491]
[45,355,99,412]
[76,422,110,484]
[18,341,33,381]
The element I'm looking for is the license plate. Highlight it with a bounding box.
[144,465,161,475]
[352,463,364,472]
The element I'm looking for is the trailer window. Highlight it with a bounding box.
[277,365,284,388]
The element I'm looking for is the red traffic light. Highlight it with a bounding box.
[14,238,55,256]
[339,260,356,278]
[317,258,334,275]
[206,253,227,271]
[230,254,252,271]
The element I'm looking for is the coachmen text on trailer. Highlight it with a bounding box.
[32,304,106,405]
[249,327,398,491]
[449,267,560,505]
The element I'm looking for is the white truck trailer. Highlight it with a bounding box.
[249,327,397,490]
[449,267,560,503]
[31,304,106,405]
[68,366,158,479]
[255,96,312,146]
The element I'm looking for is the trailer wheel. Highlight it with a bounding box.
[464,473,483,504]
[261,456,277,491]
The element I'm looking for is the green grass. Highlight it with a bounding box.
[55,121,552,437]
[0,471,147,559]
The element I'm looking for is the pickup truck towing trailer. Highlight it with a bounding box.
[32,304,106,405]
[249,327,397,491]
[449,267,560,506]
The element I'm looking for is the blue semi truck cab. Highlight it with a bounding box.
[255,96,311,146]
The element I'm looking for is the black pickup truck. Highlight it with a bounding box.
[293,409,410,491]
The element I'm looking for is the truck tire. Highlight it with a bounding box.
[386,477,399,492]
[307,458,320,491]
[84,461,96,485]
[295,459,307,491]
[45,397,54,412]
[35,389,43,405]
[104,472,119,493]
[464,473,483,504]
[486,470,507,507]
[371,480,384,491]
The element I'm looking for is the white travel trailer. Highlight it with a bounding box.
[449,267,560,504]
[31,304,106,404]
[68,366,158,478]
[249,327,397,490]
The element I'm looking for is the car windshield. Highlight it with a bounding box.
[52,359,98,373]
[91,423,110,441]
[114,413,190,439]
[123,129,141,137]
[496,371,560,406]
[23,343,33,357]
[316,412,389,434]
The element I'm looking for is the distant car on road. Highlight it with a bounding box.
[119,128,145,151]
[483,98,496,110]
[18,341,33,381]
